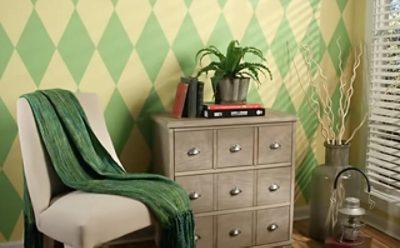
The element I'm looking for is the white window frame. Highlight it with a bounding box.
[365,0,400,239]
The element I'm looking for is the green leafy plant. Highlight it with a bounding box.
[195,40,272,92]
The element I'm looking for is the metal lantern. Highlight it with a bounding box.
[337,197,366,243]
[326,167,373,248]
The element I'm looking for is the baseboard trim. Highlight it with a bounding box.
[294,206,310,221]
[366,213,400,240]
[0,241,22,248]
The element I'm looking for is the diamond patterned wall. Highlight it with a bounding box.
[0,0,357,242]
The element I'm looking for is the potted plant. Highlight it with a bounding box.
[195,40,272,104]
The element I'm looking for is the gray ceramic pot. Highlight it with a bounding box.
[218,77,250,103]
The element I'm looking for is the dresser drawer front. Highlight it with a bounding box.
[257,167,291,206]
[217,128,254,168]
[174,130,213,172]
[217,171,253,210]
[195,216,214,248]
[217,211,253,248]
[256,207,290,245]
[176,174,213,213]
[258,125,292,164]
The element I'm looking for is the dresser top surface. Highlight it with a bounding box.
[153,109,297,128]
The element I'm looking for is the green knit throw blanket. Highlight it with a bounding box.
[22,89,194,248]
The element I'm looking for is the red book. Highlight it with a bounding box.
[204,102,263,110]
[171,82,189,118]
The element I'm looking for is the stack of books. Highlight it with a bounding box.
[202,102,265,118]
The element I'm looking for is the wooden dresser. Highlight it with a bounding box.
[152,111,296,248]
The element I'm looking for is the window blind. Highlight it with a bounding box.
[367,0,400,199]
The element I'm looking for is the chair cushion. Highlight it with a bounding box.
[38,191,154,247]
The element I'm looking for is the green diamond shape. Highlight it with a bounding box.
[148,0,156,6]
[71,0,79,5]
[207,15,234,51]
[104,89,134,155]
[272,84,296,114]
[0,172,23,239]
[309,0,321,13]
[98,13,133,83]
[331,83,342,134]
[58,11,95,84]
[298,88,319,140]
[0,25,14,79]
[271,17,297,78]
[111,0,118,6]
[247,84,262,104]
[241,16,269,59]
[328,18,351,76]
[249,0,260,9]
[16,11,55,86]
[0,99,17,167]
[280,0,292,10]
[172,14,203,77]
[137,87,165,147]
[295,145,318,202]
[218,0,227,8]
[301,17,326,76]
[184,0,193,7]
[136,13,170,83]
[336,0,348,13]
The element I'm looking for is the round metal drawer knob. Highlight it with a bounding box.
[194,234,201,241]
[189,192,202,200]
[229,144,242,153]
[268,183,280,192]
[230,186,242,196]
[229,229,241,237]
[187,147,200,156]
[267,223,279,232]
[269,142,281,150]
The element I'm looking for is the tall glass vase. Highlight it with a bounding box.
[309,142,350,242]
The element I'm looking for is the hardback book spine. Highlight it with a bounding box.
[202,108,265,118]
[196,81,204,117]
[171,82,189,118]
[204,102,263,110]
[182,77,198,118]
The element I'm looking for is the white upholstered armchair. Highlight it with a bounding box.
[17,93,156,248]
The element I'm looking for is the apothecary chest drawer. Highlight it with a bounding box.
[194,216,214,248]
[217,171,253,210]
[217,127,254,168]
[258,125,292,164]
[176,174,213,213]
[256,206,290,245]
[257,167,292,206]
[217,211,253,248]
[174,130,213,172]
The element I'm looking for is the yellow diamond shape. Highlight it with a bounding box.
[154,0,186,44]
[320,0,340,45]
[0,0,32,44]
[39,51,78,91]
[255,1,284,45]
[0,53,37,118]
[155,51,182,111]
[3,140,23,198]
[120,127,150,173]
[79,51,115,109]
[286,0,313,44]
[223,0,253,40]
[35,0,74,44]
[116,0,152,44]
[189,0,221,44]
[117,51,152,120]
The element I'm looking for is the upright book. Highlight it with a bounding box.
[171,82,189,118]
[182,77,198,118]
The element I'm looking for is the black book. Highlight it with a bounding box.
[202,108,266,118]
[182,77,198,118]
[196,81,204,117]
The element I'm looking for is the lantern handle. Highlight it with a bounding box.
[333,167,371,192]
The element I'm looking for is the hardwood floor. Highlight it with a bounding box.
[108,219,400,247]
[292,220,400,248]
